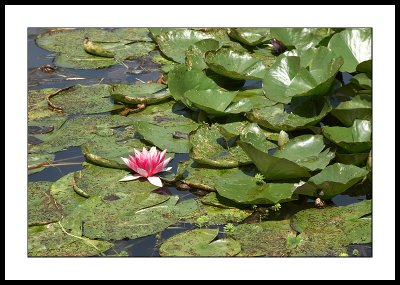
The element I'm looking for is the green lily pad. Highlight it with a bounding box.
[246,96,332,131]
[28,182,63,226]
[215,168,298,204]
[328,28,371,73]
[295,163,369,199]
[234,88,277,109]
[167,64,219,105]
[159,228,241,257]
[200,192,247,209]
[228,28,271,46]
[186,200,252,225]
[273,135,335,171]
[49,84,118,114]
[36,28,155,69]
[238,139,311,181]
[322,119,372,153]
[73,164,157,197]
[335,152,370,166]
[231,220,295,256]
[290,200,372,256]
[111,83,171,105]
[263,47,343,103]
[50,173,87,216]
[182,161,257,191]
[270,28,333,50]
[356,59,372,75]
[28,223,113,256]
[189,124,252,168]
[330,94,372,127]
[155,29,215,63]
[29,115,135,154]
[63,193,197,240]
[112,27,153,42]
[134,120,198,153]
[205,47,269,80]
[81,137,147,169]
[185,38,220,70]
[183,89,251,117]
[28,88,62,121]
[28,153,55,175]
[350,73,372,90]
[239,123,277,153]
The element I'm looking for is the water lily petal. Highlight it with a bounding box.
[162,167,172,172]
[136,167,149,177]
[159,149,167,163]
[147,176,163,187]
[161,157,172,169]
[119,174,141,182]
[121,157,130,166]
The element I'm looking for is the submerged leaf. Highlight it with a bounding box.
[159,228,241,256]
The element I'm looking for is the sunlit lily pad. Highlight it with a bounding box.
[330,94,372,127]
[215,168,298,204]
[290,200,371,256]
[228,28,271,46]
[73,164,157,197]
[270,28,333,50]
[263,47,343,103]
[28,223,113,256]
[231,220,295,256]
[36,28,155,69]
[167,64,219,105]
[239,141,310,181]
[189,124,251,168]
[185,39,220,70]
[28,182,63,226]
[295,163,369,199]
[155,29,215,63]
[234,88,277,109]
[159,228,241,256]
[328,28,371,73]
[322,119,372,153]
[183,89,251,117]
[49,84,118,114]
[239,123,277,153]
[50,173,87,216]
[111,83,171,105]
[273,135,335,171]
[205,47,269,80]
[134,120,199,153]
[246,96,332,131]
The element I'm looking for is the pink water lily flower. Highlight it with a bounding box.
[119,146,172,187]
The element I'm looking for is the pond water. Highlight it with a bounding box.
[27,28,372,257]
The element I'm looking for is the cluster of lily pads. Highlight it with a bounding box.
[28,27,371,256]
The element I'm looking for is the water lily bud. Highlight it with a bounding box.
[269,38,287,55]
[278,130,289,150]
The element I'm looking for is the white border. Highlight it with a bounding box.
[5,5,395,280]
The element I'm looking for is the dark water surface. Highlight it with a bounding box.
[27,28,371,257]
